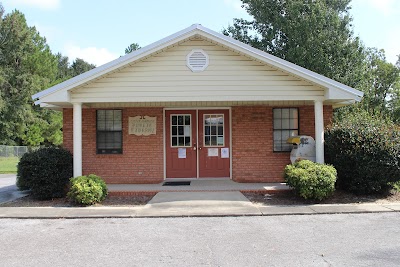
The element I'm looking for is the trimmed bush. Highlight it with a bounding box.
[284,160,337,201]
[17,147,73,199]
[67,174,108,205]
[325,109,400,194]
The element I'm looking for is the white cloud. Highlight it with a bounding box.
[223,0,245,12]
[12,0,61,10]
[64,44,119,66]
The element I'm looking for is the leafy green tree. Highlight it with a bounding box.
[55,52,72,82]
[125,43,140,54]
[70,58,95,76]
[388,56,400,123]
[0,7,58,145]
[223,0,366,88]
[360,49,400,118]
[0,3,97,146]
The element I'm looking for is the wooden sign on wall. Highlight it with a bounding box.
[129,116,157,136]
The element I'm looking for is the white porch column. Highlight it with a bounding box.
[314,100,325,163]
[73,102,82,177]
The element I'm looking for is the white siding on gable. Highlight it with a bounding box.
[70,38,325,103]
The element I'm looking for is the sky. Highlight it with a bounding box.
[2,0,399,66]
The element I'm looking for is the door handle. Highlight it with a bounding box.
[193,143,197,151]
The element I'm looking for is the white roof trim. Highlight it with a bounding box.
[33,23,363,103]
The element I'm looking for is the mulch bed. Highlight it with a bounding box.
[0,194,156,207]
[1,190,400,207]
[243,190,400,206]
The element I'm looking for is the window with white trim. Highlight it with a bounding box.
[96,110,122,154]
[171,115,191,147]
[204,114,224,147]
[273,108,299,152]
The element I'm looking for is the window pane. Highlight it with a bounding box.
[97,110,105,120]
[205,116,210,125]
[217,116,223,125]
[273,119,281,129]
[184,126,190,137]
[97,121,105,130]
[273,131,281,142]
[290,108,298,119]
[114,120,122,131]
[218,126,223,135]
[282,109,290,118]
[211,126,217,135]
[172,137,177,146]
[185,137,191,146]
[114,132,122,143]
[204,136,210,146]
[105,120,113,131]
[178,116,183,125]
[273,109,281,119]
[185,115,190,125]
[274,142,281,151]
[217,136,224,146]
[282,144,291,151]
[178,137,185,146]
[178,126,184,135]
[211,136,217,146]
[282,119,290,129]
[172,116,177,125]
[282,130,290,142]
[172,126,177,135]
[289,119,298,129]
[205,126,210,135]
[106,110,114,120]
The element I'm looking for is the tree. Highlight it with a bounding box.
[360,49,400,118]
[223,0,366,89]
[70,58,95,76]
[389,55,400,123]
[0,4,98,147]
[125,43,140,54]
[0,7,58,145]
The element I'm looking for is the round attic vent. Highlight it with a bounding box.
[186,49,209,72]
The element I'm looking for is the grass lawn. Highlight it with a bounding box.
[0,157,19,174]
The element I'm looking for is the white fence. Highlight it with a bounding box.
[0,145,29,158]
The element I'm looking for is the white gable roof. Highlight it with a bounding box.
[32,24,363,106]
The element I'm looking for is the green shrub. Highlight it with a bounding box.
[325,108,400,194]
[67,174,108,205]
[390,181,400,192]
[17,147,73,199]
[284,160,337,201]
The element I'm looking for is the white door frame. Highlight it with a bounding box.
[163,107,232,180]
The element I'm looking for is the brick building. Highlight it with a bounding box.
[32,24,362,184]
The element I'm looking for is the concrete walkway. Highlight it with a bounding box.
[0,174,29,204]
[0,191,399,218]
[107,180,290,193]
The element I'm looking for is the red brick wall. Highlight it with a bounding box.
[231,105,333,183]
[63,107,164,184]
[63,105,333,184]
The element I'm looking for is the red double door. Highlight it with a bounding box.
[166,109,230,178]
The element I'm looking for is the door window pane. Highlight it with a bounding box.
[171,114,191,147]
[204,114,224,147]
